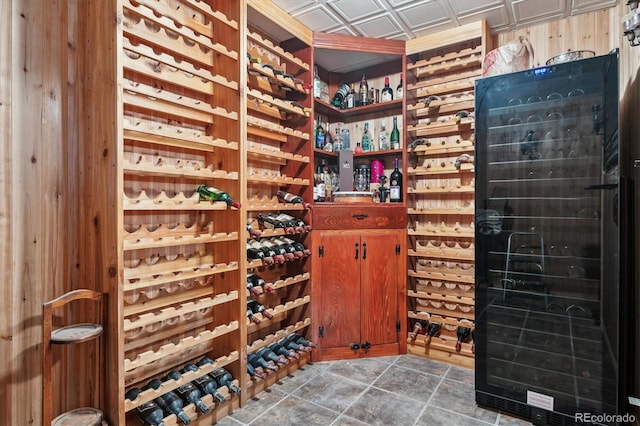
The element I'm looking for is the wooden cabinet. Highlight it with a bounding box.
[312,207,406,360]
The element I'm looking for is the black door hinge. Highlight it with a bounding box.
[319,326,324,338]
[395,244,401,255]
[396,320,401,332]
[319,246,324,257]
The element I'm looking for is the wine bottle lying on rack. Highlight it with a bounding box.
[455,326,472,352]
[268,237,296,260]
[248,352,279,372]
[248,300,273,320]
[410,320,428,341]
[257,213,295,234]
[165,370,209,414]
[181,363,226,403]
[276,190,312,209]
[269,341,300,360]
[275,213,311,232]
[247,273,274,293]
[246,223,262,238]
[425,322,441,347]
[278,336,310,353]
[249,239,284,264]
[196,357,241,395]
[261,238,292,262]
[257,346,288,366]
[281,237,311,257]
[143,379,191,425]
[247,362,267,379]
[125,387,166,426]
[288,332,316,348]
[247,306,261,324]
[196,184,241,208]
[246,240,275,265]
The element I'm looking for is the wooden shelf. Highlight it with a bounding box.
[314,98,403,120]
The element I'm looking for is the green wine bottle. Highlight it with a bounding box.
[196,184,241,208]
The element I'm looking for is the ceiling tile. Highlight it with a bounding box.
[511,0,565,24]
[351,12,405,38]
[457,5,512,30]
[329,0,387,21]
[385,0,423,6]
[290,4,343,32]
[326,26,359,36]
[571,0,619,15]
[447,0,504,16]
[270,0,319,14]
[396,0,453,30]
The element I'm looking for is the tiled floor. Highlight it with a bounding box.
[215,355,533,426]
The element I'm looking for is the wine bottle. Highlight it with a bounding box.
[275,213,310,232]
[281,237,311,257]
[165,370,209,414]
[390,116,400,150]
[279,336,310,353]
[196,360,240,395]
[247,362,267,379]
[425,322,441,347]
[381,76,393,102]
[247,306,261,324]
[389,158,403,203]
[247,273,274,292]
[288,332,317,348]
[248,352,278,372]
[257,213,292,234]
[246,277,262,297]
[396,73,403,99]
[455,326,472,352]
[259,239,287,264]
[196,184,240,209]
[358,74,369,106]
[125,387,167,426]
[248,300,273,320]
[246,241,273,266]
[269,237,297,260]
[276,190,311,208]
[248,239,276,265]
[181,363,226,403]
[409,319,428,340]
[144,379,191,425]
[246,223,261,238]
[269,341,300,360]
[257,346,288,365]
[315,116,325,149]
[361,122,371,152]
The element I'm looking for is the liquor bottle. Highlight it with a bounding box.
[315,117,325,149]
[425,322,441,347]
[390,116,400,150]
[200,361,241,395]
[315,163,326,202]
[125,387,166,426]
[346,83,356,109]
[246,223,261,238]
[331,83,350,108]
[409,319,428,340]
[269,341,300,360]
[181,363,226,403]
[259,239,287,264]
[248,352,279,372]
[333,127,343,151]
[248,300,274,320]
[288,332,317,348]
[455,326,472,352]
[358,74,369,106]
[354,142,363,154]
[165,370,209,414]
[144,379,191,425]
[247,273,274,292]
[378,121,389,150]
[247,362,267,379]
[389,158,403,202]
[381,76,393,102]
[361,122,371,152]
[313,66,322,98]
[396,73,403,99]
[257,346,288,366]
[276,190,311,208]
[196,184,240,208]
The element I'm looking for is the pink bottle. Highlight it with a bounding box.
[371,160,384,185]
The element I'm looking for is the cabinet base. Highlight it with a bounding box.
[314,343,400,362]
[407,342,474,369]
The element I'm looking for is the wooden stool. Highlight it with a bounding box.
[43,289,105,425]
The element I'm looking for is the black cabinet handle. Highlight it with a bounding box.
[355,242,359,260]
[361,341,371,350]
[350,342,360,350]
[352,213,368,220]
[362,242,367,260]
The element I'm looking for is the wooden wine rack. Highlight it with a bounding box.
[404,20,492,368]
[244,1,314,401]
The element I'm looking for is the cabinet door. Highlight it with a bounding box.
[317,232,361,349]
[361,230,401,346]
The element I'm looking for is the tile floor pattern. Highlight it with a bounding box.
[215,355,533,426]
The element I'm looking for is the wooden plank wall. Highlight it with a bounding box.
[0,1,639,425]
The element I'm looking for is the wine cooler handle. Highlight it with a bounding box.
[355,242,359,260]
[362,242,367,260]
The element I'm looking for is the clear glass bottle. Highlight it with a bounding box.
[313,66,322,98]
[361,122,371,152]
[378,121,389,150]
[346,83,356,109]
[358,74,369,106]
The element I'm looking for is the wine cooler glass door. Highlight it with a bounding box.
[474,51,623,422]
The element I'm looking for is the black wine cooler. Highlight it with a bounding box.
[474,50,634,425]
